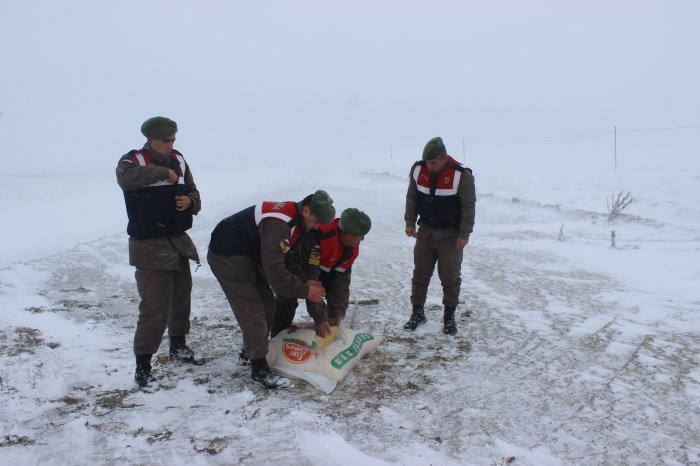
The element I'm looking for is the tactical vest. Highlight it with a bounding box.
[123,149,193,239]
[411,156,468,229]
[314,219,359,275]
[209,201,302,256]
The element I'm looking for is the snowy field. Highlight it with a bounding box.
[1,161,699,465]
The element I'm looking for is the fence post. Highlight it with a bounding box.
[614,125,617,172]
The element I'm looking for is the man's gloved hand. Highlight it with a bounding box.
[315,321,331,337]
[166,169,179,183]
[313,324,340,351]
[327,315,343,327]
[306,280,325,303]
[175,195,192,211]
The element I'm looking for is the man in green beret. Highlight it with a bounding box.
[271,207,372,338]
[404,137,476,335]
[116,116,204,393]
[208,190,335,388]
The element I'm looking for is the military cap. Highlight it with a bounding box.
[310,190,336,224]
[141,116,178,139]
[422,136,447,161]
[339,208,371,236]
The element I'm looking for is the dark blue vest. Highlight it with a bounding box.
[209,206,260,256]
[123,150,193,239]
[209,202,301,257]
[412,160,469,229]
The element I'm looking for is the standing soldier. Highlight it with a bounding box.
[208,191,335,388]
[271,208,372,338]
[403,137,476,335]
[116,116,204,393]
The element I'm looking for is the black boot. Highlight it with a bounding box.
[443,306,457,335]
[135,354,160,393]
[237,346,251,366]
[251,358,291,389]
[169,335,205,365]
[403,305,426,331]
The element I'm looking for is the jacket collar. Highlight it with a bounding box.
[142,143,171,164]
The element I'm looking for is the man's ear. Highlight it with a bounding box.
[302,205,311,216]
[340,231,352,245]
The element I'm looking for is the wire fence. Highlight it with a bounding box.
[461,124,700,172]
[468,124,700,145]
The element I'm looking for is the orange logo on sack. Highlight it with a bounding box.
[282,342,312,363]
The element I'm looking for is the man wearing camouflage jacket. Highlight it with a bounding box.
[271,208,372,338]
[116,116,204,393]
[404,136,476,335]
[208,191,335,388]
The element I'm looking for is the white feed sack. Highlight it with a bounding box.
[266,325,382,394]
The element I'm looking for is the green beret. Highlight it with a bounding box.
[310,190,336,224]
[141,116,178,139]
[422,136,447,161]
[339,208,371,236]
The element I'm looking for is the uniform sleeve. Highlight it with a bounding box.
[458,170,476,240]
[115,153,169,191]
[259,219,308,299]
[183,163,201,215]
[404,166,419,228]
[301,233,327,324]
[282,231,313,280]
[305,299,328,325]
[302,232,322,282]
[326,267,352,318]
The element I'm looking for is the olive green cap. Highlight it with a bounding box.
[339,208,371,236]
[310,190,336,224]
[422,136,447,161]
[141,116,178,139]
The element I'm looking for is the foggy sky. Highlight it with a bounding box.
[1,0,699,175]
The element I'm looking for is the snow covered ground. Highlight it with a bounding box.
[1,162,699,465]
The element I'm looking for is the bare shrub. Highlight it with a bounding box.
[607,191,636,223]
